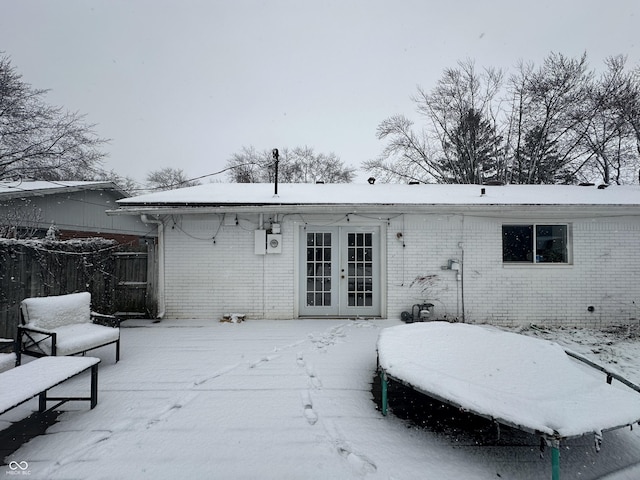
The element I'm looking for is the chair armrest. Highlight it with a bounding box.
[18,324,55,335]
[17,325,58,356]
[91,312,120,328]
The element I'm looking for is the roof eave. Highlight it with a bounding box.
[0,181,129,199]
[107,203,640,218]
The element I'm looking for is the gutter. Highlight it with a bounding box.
[108,203,640,219]
[140,214,165,321]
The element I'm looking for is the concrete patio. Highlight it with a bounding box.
[2,318,640,479]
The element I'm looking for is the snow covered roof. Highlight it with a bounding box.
[0,181,129,199]
[113,183,640,215]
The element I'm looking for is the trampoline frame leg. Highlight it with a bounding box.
[551,438,560,480]
[380,370,388,416]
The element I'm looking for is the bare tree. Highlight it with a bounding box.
[0,196,42,238]
[225,146,269,183]
[624,67,640,156]
[0,54,107,181]
[362,115,441,183]
[225,146,355,183]
[364,60,504,183]
[367,53,640,185]
[504,53,594,184]
[92,168,140,194]
[579,56,639,184]
[146,167,200,191]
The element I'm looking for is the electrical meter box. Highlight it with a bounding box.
[266,234,282,254]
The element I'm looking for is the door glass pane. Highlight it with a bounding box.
[306,231,332,306]
[348,293,355,306]
[346,233,374,311]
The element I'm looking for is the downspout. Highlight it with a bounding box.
[141,214,165,320]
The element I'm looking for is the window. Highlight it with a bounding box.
[502,224,569,263]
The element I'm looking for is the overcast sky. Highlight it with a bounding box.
[1,0,639,185]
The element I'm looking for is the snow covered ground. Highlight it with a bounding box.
[1,318,640,480]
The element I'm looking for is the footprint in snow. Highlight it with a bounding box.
[146,392,198,428]
[301,390,318,425]
[296,352,305,367]
[249,354,280,368]
[305,363,322,389]
[193,363,241,386]
[337,443,377,475]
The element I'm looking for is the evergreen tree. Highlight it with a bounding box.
[440,108,502,184]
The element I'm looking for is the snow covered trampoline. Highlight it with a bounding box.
[377,322,640,480]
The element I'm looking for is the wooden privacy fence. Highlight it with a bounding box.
[113,243,157,320]
[0,238,156,340]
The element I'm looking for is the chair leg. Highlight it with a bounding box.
[90,364,99,409]
[15,335,22,366]
[39,391,47,412]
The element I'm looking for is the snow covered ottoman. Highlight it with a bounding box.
[17,292,120,365]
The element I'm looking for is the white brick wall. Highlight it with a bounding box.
[161,210,640,326]
[386,213,640,327]
[163,213,295,319]
[386,214,464,321]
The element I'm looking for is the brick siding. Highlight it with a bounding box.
[162,211,640,326]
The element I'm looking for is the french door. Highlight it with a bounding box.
[299,226,380,317]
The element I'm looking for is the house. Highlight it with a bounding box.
[110,182,640,326]
[0,181,156,243]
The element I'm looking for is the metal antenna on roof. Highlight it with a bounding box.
[272,148,279,196]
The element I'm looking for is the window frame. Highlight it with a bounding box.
[502,223,572,265]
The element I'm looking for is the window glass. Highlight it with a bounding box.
[503,224,569,264]
[502,225,533,262]
[536,225,568,263]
